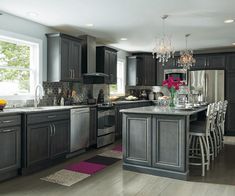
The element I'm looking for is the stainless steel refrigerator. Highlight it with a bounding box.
[189,70,225,103]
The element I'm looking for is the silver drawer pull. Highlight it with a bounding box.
[1,129,14,133]
[48,115,56,119]
[2,120,13,123]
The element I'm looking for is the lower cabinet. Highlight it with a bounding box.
[27,123,51,166]
[123,114,152,166]
[23,110,70,172]
[0,127,21,173]
[51,120,70,159]
[152,116,185,172]
[27,120,69,167]
[123,114,187,176]
[0,115,21,181]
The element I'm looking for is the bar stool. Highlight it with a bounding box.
[221,100,228,148]
[189,104,213,176]
[215,101,224,152]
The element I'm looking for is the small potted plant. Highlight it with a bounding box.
[162,77,185,107]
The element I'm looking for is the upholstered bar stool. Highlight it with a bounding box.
[189,104,213,176]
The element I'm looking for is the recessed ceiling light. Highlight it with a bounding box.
[86,23,94,27]
[27,12,38,18]
[224,19,234,23]
[120,38,128,41]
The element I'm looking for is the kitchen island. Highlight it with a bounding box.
[121,105,207,180]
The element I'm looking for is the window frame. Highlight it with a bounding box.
[0,29,42,100]
[109,58,126,96]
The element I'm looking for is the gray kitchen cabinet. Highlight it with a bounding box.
[123,114,152,166]
[127,54,156,86]
[46,33,82,82]
[96,46,117,84]
[115,101,152,139]
[192,54,225,70]
[0,115,21,181]
[27,123,51,166]
[23,110,70,172]
[89,107,97,146]
[50,120,70,159]
[152,115,185,172]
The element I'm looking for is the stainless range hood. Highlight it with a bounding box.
[80,35,108,84]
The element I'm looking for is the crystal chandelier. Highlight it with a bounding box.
[178,34,196,70]
[152,15,175,65]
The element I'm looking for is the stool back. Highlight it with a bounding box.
[205,104,214,137]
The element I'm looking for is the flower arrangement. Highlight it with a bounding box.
[162,77,185,107]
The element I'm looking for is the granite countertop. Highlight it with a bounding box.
[0,105,95,116]
[120,105,208,116]
[113,100,151,105]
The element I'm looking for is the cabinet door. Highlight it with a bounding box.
[71,40,82,80]
[89,107,97,146]
[144,55,156,86]
[152,116,185,172]
[0,127,20,173]
[226,54,235,71]
[51,120,69,159]
[127,57,137,86]
[109,51,117,84]
[123,114,151,166]
[61,38,72,81]
[193,55,207,69]
[208,54,225,69]
[27,123,51,166]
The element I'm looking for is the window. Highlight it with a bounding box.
[0,34,39,98]
[110,59,125,96]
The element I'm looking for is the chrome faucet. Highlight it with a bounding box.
[34,84,44,108]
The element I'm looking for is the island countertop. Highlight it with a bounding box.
[120,105,207,116]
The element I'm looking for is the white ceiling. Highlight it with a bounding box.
[1,0,235,52]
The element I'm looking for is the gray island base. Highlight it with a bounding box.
[121,106,207,180]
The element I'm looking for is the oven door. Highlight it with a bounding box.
[97,109,115,136]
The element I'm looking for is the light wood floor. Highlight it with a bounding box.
[0,140,235,196]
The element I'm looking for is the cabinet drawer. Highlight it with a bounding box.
[0,115,21,128]
[27,110,70,124]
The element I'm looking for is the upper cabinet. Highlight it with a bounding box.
[46,33,82,82]
[96,46,117,84]
[193,54,226,70]
[127,54,156,86]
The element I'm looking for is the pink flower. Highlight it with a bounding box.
[162,76,184,91]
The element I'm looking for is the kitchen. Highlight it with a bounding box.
[0,0,235,195]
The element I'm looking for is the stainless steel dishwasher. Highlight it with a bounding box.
[70,108,90,153]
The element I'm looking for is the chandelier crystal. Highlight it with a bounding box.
[178,34,196,70]
[152,15,175,65]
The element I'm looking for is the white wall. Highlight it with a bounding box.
[0,12,56,82]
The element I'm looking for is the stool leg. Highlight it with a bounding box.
[199,137,205,176]
[209,134,215,160]
[202,136,210,171]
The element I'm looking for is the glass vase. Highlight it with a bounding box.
[169,88,176,107]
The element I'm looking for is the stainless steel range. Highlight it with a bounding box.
[97,103,115,148]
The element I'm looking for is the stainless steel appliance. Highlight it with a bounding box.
[189,70,224,103]
[164,69,187,84]
[70,108,90,153]
[97,104,115,148]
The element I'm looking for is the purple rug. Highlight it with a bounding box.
[66,161,107,174]
[112,144,122,152]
